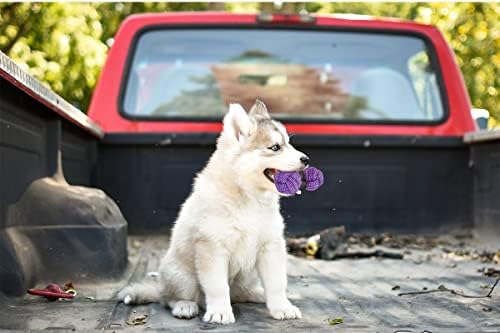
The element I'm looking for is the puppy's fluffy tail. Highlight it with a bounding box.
[117,279,160,305]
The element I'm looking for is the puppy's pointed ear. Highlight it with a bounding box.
[249,100,270,118]
[223,103,251,143]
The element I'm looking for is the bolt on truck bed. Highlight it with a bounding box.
[1,12,500,332]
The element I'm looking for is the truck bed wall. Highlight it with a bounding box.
[469,137,500,239]
[0,71,127,296]
[94,134,473,235]
[0,79,95,224]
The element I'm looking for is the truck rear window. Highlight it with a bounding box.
[122,28,445,123]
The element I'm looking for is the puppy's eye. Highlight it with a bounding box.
[269,144,281,152]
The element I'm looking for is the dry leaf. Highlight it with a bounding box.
[126,314,148,326]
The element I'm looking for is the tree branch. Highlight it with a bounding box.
[398,278,499,299]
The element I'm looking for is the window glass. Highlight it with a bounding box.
[123,29,445,122]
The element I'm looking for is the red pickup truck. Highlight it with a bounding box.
[1,12,499,332]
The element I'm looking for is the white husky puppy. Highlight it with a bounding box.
[118,100,310,324]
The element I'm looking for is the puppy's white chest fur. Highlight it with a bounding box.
[223,197,283,277]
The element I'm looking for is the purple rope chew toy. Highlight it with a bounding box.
[274,166,324,195]
[274,171,302,195]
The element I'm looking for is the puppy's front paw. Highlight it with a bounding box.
[203,307,235,325]
[171,301,199,319]
[269,302,302,320]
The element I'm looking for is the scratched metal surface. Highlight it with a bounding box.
[1,236,499,332]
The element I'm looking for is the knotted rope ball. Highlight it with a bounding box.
[274,170,302,195]
[303,166,324,192]
[274,166,324,195]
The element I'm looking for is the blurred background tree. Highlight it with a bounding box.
[0,2,498,124]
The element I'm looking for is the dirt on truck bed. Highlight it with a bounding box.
[1,234,499,333]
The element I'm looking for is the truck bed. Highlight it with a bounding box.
[1,32,500,333]
[2,235,499,332]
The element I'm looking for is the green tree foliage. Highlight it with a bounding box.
[0,2,212,109]
[0,3,107,109]
[0,2,498,123]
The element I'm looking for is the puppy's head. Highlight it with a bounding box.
[219,100,309,195]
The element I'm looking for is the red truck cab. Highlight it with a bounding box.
[88,12,476,136]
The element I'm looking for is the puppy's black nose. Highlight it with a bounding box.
[300,156,310,166]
